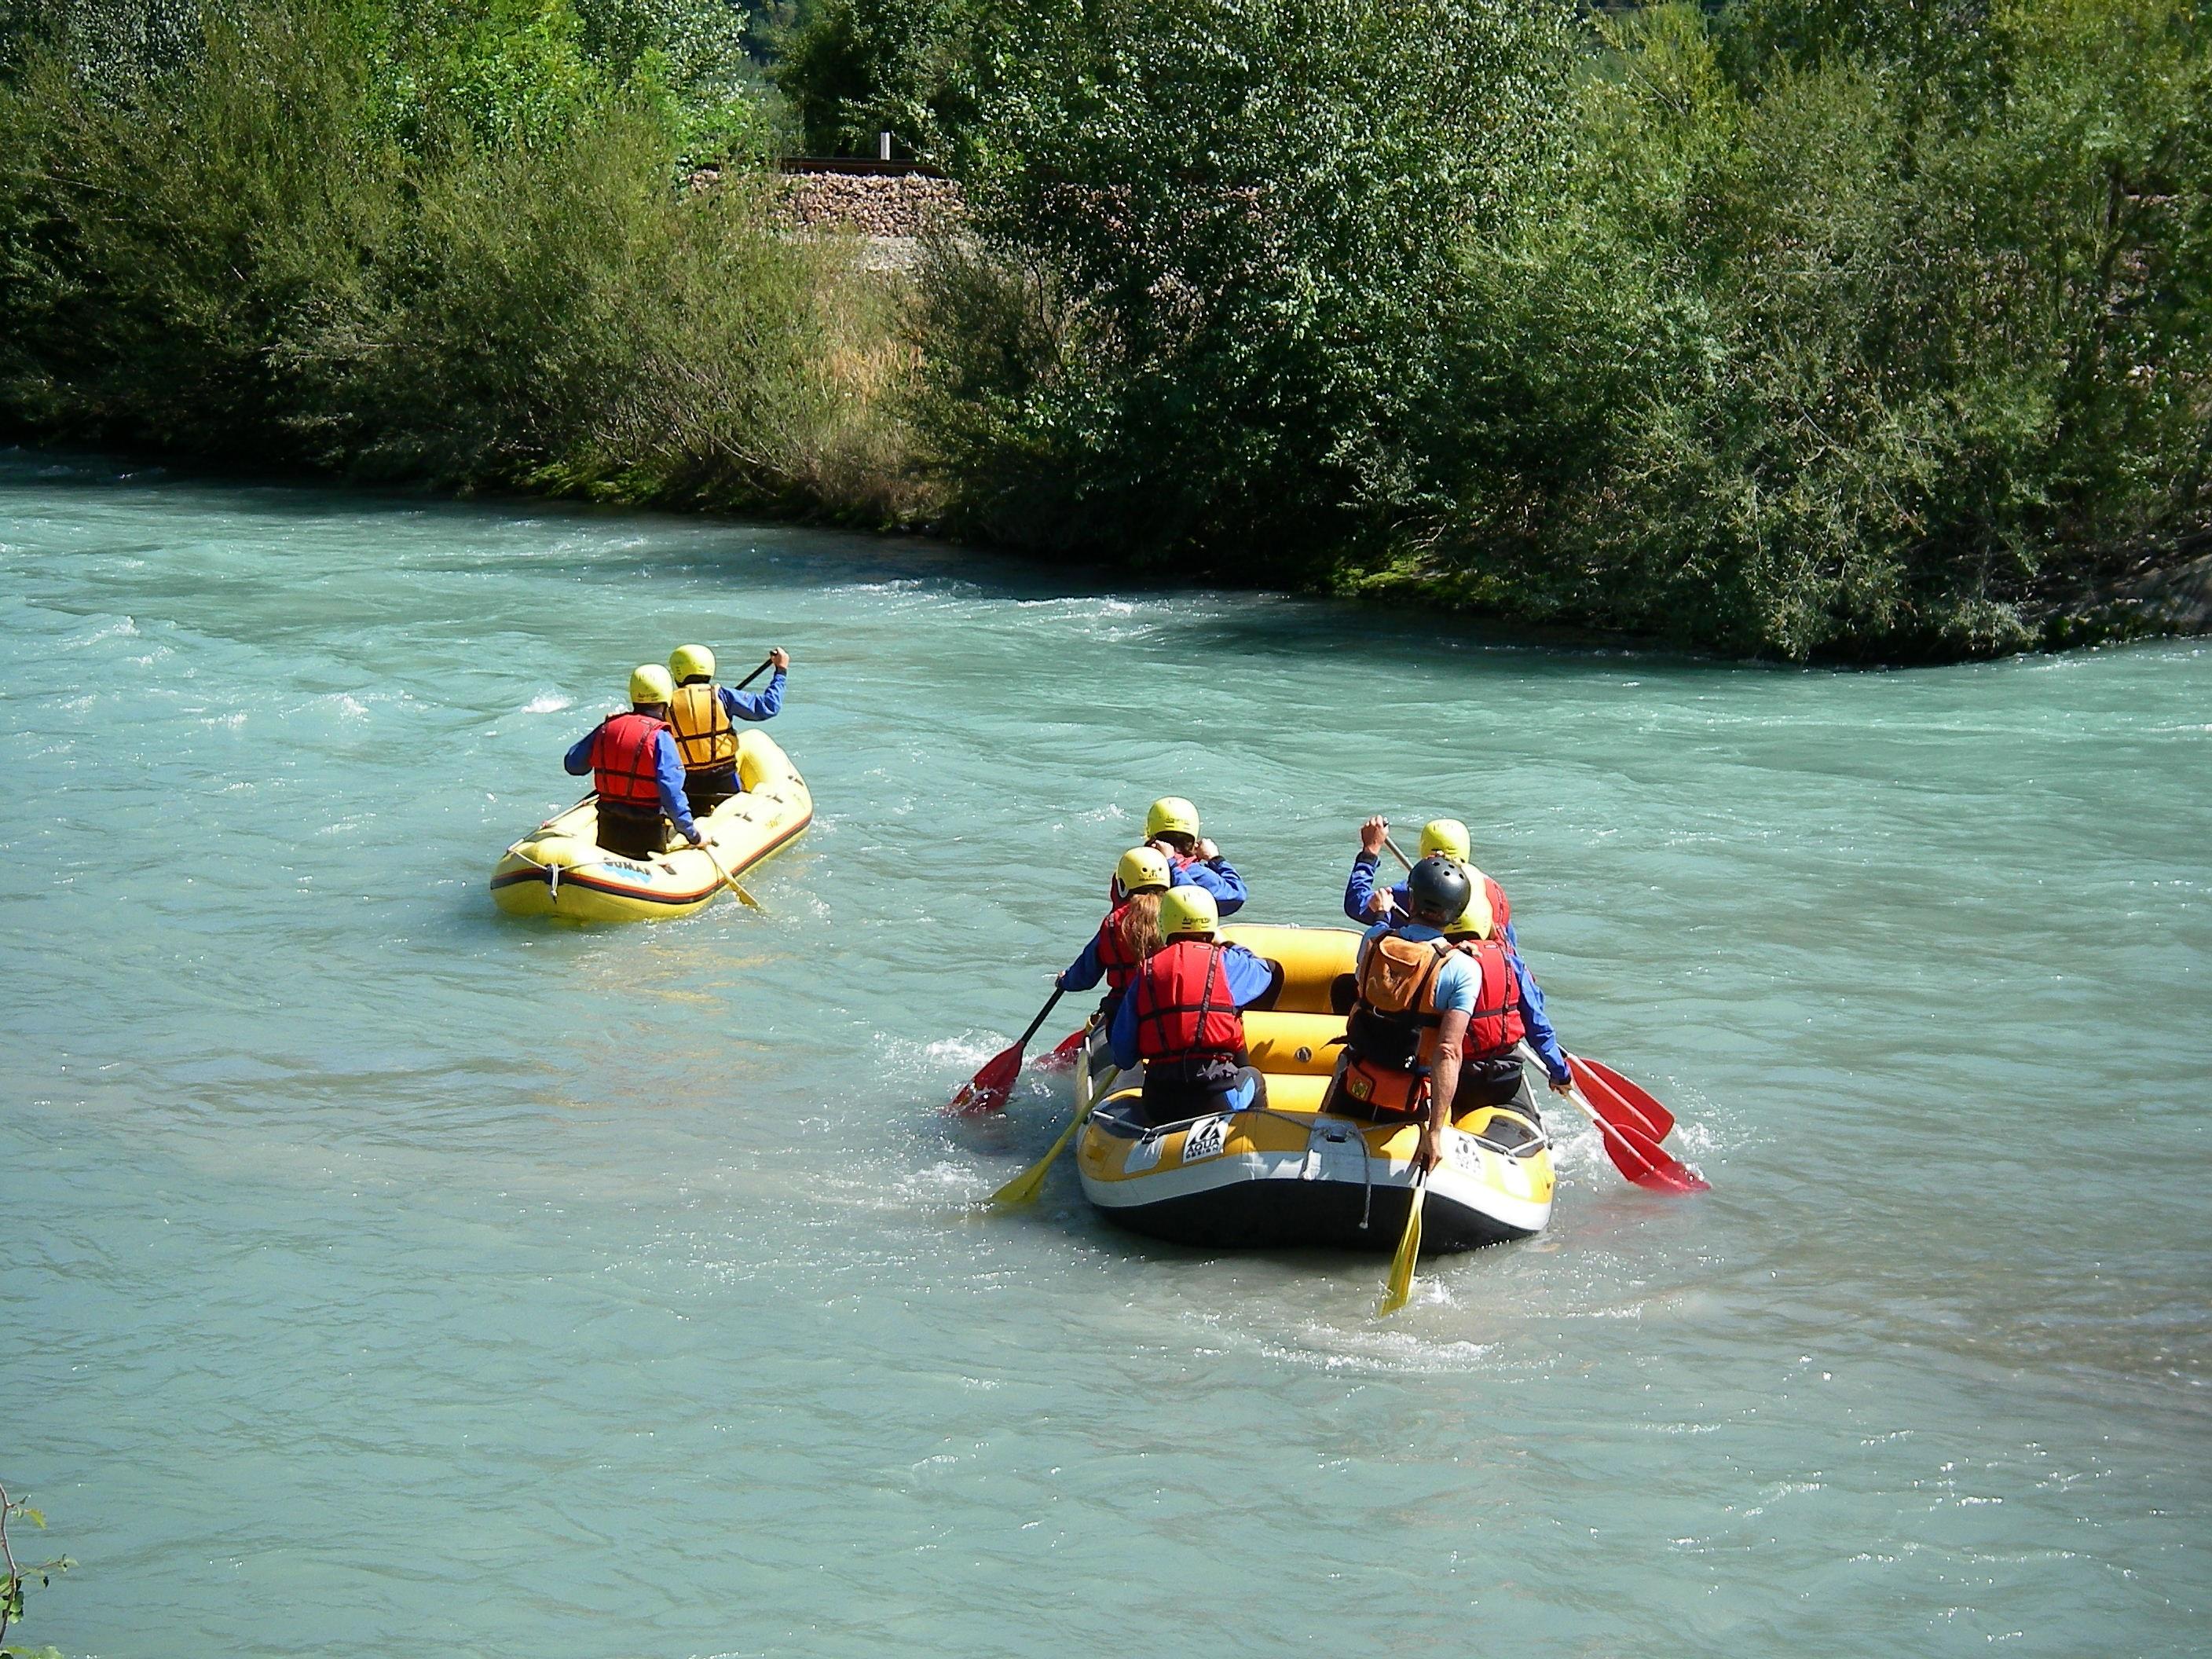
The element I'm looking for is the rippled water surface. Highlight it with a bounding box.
[4,450,2208,1657]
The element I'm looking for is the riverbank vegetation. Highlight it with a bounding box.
[3,0,2207,658]
[0,0,917,520]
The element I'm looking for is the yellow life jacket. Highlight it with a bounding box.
[668,681,734,772]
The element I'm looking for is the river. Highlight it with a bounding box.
[3,449,2207,1657]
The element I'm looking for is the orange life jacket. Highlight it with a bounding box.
[1337,930,1454,1115]
[1130,939,1245,1063]
[591,712,668,809]
[668,681,735,772]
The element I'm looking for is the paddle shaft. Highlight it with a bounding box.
[695,836,764,911]
[1014,987,1065,1049]
[505,793,598,861]
[734,655,776,690]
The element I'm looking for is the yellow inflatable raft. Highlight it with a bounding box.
[1073,923,1555,1252]
[489,729,811,922]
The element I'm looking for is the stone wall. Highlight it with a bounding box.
[687,167,965,241]
[781,172,965,239]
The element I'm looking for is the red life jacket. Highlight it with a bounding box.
[1131,939,1245,1063]
[1094,903,1144,991]
[1481,873,1512,936]
[591,712,668,809]
[1459,936,1527,1059]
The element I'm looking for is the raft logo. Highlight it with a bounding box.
[1181,1115,1232,1163]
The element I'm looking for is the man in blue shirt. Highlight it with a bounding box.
[1342,815,1521,950]
[1333,858,1570,1174]
[563,665,701,861]
[1144,795,1248,916]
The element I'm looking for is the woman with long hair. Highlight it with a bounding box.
[1056,845,1171,1016]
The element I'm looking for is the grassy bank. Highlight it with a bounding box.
[3,0,2207,661]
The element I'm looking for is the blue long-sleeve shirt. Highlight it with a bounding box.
[1342,852,1518,948]
[1108,943,1276,1069]
[705,668,783,723]
[1504,950,1569,1084]
[1060,930,1108,992]
[1173,855,1247,916]
[564,719,697,839]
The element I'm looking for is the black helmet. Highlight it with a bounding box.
[1406,855,1472,925]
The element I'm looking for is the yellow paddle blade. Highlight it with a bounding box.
[990,1109,1083,1208]
[1378,1181,1429,1317]
[696,840,764,912]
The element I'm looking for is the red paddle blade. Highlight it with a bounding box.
[1575,1090,1708,1194]
[1032,1028,1086,1072]
[948,1045,1023,1115]
[1570,1053,1676,1139]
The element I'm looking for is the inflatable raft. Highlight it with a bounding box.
[1073,923,1554,1251]
[489,729,811,922]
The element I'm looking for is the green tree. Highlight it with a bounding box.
[914,0,1578,570]
[1436,0,2212,656]
[771,0,983,156]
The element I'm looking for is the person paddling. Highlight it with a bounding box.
[1057,846,1170,1020]
[667,643,789,816]
[1439,883,1569,1124]
[1325,856,1569,1174]
[1108,887,1276,1126]
[1144,796,1248,916]
[1343,815,1518,947]
[564,665,702,861]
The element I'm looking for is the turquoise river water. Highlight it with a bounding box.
[3,449,2208,1657]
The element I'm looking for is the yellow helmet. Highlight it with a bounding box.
[1145,796,1200,839]
[668,643,716,681]
[1420,818,1472,862]
[1445,887,1496,941]
[1158,885,1218,938]
[1115,845,1170,895]
[628,663,675,705]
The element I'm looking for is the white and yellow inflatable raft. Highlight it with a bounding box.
[1073,923,1554,1251]
[489,730,811,922]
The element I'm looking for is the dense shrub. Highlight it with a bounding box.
[1431,0,2212,657]
[0,0,912,519]
[910,0,1576,575]
[911,0,2212,657]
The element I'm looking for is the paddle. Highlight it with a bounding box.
[1569,1053,1675,1139]
[1558,1075,1708,1193]
[1385,834,1693,1158]
[1032,1027,1087,1072]
[987,1098,1087,1207]
[733,654,776,690]
[949,988,1064,1115]
[504,793,596,862]
[1569,1082,1706,1192]
[694,833,764,912]
[1378,1174,1429,1317]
